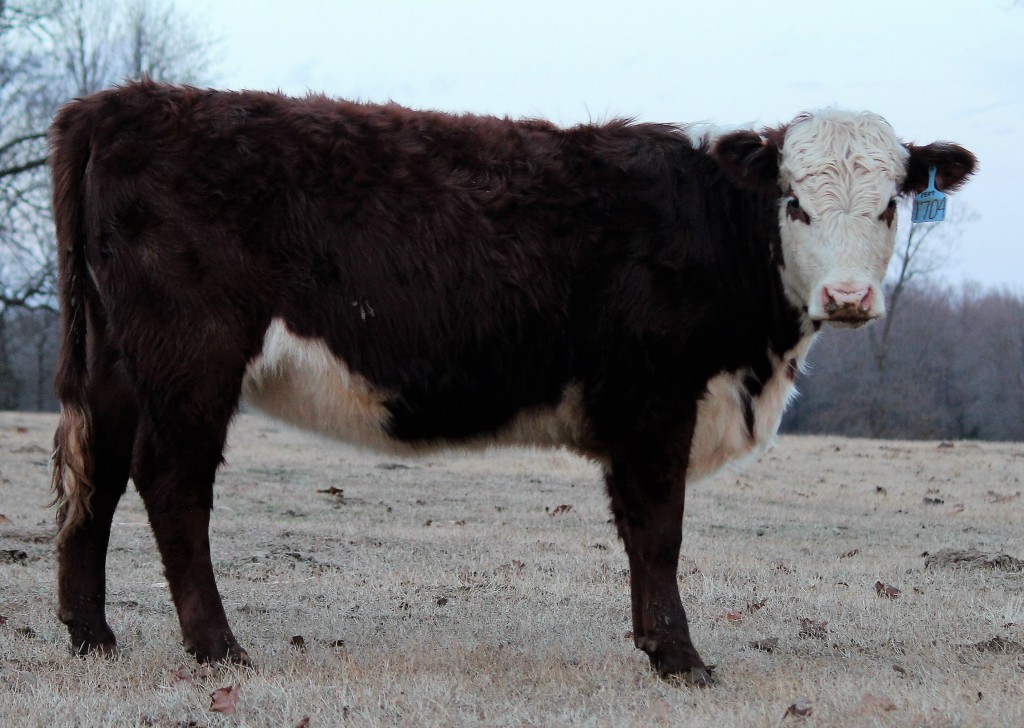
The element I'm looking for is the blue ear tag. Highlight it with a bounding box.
[911,166,946,223]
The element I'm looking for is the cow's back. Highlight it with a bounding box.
[60,83,686,453]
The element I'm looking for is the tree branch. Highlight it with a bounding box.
[0,130,47,159]
[0,155,48,179]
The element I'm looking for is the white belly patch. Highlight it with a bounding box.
[242,319,596,456]
[242,319,401,451]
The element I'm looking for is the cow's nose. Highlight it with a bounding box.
[821,283,874,314]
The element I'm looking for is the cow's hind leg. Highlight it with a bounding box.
[56,360,137,656]
[606,441,711,685]
[132,388,248,664]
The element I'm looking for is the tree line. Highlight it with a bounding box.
[1,2,1020,442]
[782,281,1024,442]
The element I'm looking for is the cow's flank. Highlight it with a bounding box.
[48,81,975,683]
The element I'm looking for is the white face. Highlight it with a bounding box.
[776,111,909,327]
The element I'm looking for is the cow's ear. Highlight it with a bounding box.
[713,130,781,190]
[902,142,977,194]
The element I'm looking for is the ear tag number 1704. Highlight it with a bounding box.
[911,166,946,223]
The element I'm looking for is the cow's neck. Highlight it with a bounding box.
[684,186,818,482]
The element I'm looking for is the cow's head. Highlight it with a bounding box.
[713,110,976,328]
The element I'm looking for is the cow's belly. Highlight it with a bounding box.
[241,319,402,451]
[687,337,815,482]
[241,319,596,455]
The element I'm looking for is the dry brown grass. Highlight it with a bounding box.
[2,411,1023,727]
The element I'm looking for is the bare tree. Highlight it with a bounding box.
[50,0,217,97]
[0,0,217,409]
[784,280,1024,442]
[863,202,976,436]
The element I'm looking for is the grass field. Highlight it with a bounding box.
[2,411,1022,726]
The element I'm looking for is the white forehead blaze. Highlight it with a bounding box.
[777,110,909,321]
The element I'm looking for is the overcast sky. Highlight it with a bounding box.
[176,0,1023,290]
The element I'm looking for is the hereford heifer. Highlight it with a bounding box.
[48,81,975,684]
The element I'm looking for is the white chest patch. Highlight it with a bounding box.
[687,335,816,482]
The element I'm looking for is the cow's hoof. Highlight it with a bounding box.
[672,665,716,687]
[68,624,118,658]
[227,646,252,666]
[654,658,716,686]
[185,638,251,666]
[71,637,118,658]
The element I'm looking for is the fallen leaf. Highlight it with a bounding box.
[209,684,240,715]
[0,514,10,524]
[294,718,311,728]
[290,635,306,649]
[747,597,768,613]
[723,610,744,623]
[949,504,965,515]
[893,663,907,676]
[316,486,344,497]
[770,558,792,572]
[0,614,6,625]
[875,581,901,598]
[171,664,194,683]
[550,504,573,516]
[937,441,954,449]
[839,548,860,559]
[783,696,813,718]
[987,490,1020,504]
[454,520,466,527]
[750,637,779,652]
[857,692,897,714]
[13,427,28,434]
[798,618,828,639]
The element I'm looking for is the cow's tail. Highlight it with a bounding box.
[49,101,97,544]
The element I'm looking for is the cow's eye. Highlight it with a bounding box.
[879,197,897,226]
[786,196,810,225]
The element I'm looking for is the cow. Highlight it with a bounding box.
[48,81,975,685]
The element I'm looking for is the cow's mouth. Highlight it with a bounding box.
[825,317,873,329]
[808,310,879,329]
[820,301,878,329]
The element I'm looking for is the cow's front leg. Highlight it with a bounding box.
[133,416,249,665]
[606,447,711,685]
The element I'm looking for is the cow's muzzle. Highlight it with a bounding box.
[815,283,881,328]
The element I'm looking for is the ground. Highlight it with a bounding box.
[1,411,1022,727]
